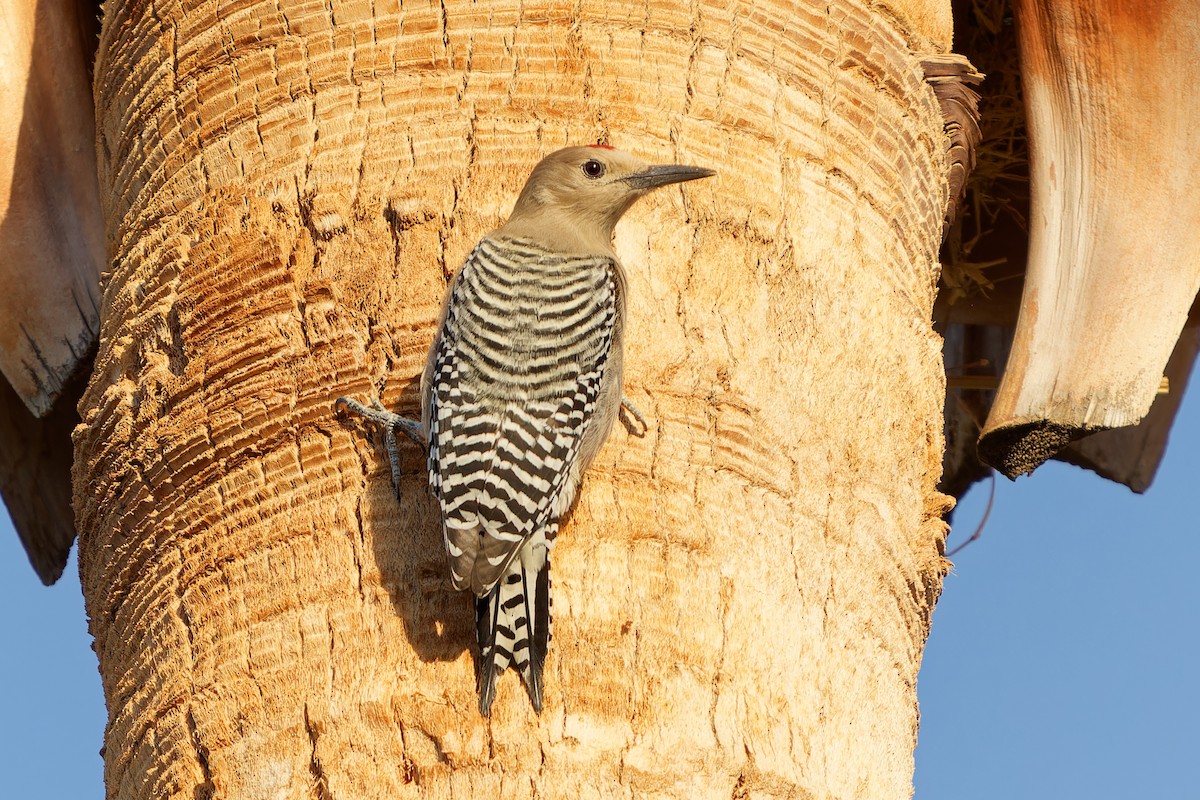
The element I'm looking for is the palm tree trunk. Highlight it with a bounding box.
[76,0,953,796]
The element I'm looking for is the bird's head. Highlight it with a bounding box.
[499,145,714,253]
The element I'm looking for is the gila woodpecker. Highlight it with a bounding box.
[337,145,714,715]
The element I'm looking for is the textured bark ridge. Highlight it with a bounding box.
[921,54,983,240]
[78,1,952,797]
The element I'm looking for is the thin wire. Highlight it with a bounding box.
[947,470,996,557]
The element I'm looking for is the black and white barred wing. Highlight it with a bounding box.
[426,239,617,597]
[427,374,606,593]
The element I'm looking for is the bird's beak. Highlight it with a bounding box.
[622,164,716,190]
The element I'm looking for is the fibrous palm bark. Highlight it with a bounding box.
[76,0,954,796]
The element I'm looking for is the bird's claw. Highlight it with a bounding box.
[620,396,650,437]
[335,396,423,443]
[334,395,424,496]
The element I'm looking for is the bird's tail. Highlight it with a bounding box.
[476,556,551,716]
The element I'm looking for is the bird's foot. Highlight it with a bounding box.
[335,396,424,495]
[620,396,649,437]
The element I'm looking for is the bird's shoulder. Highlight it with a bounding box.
[471,233,617,268]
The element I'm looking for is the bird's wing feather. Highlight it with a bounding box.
[426,243,617,595]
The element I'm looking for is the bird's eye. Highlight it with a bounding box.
[581,159,606,179]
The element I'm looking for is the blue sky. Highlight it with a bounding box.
[916,382,1200,798]
[2,387,1198,797]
